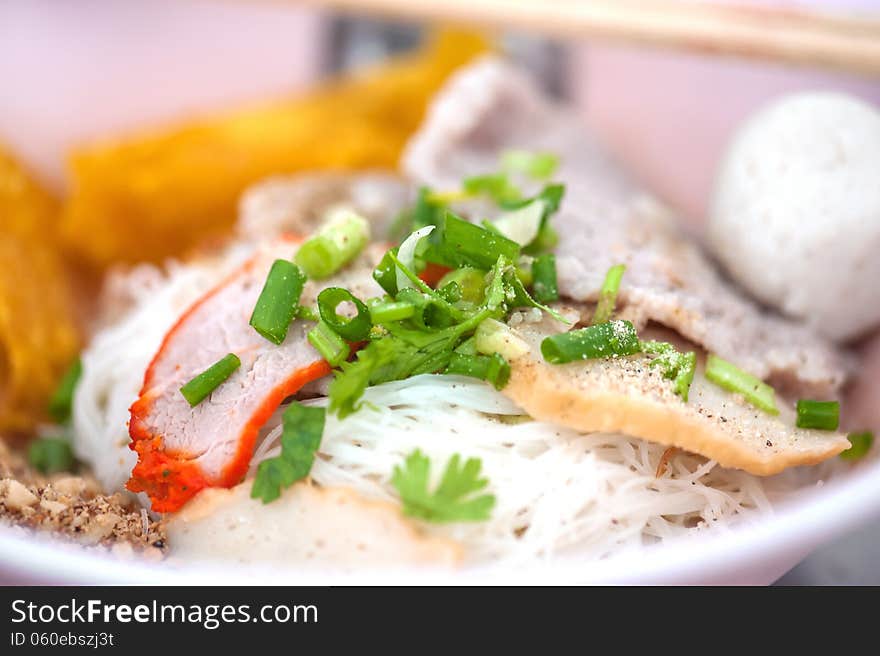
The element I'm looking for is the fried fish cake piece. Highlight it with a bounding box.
[501,314,849,475]
[60,31,486,269]
[0,148,80,433]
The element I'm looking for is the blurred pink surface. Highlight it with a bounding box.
[573,0,880,228]
[0,0,324,191]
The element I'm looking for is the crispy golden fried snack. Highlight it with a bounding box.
[0,149,80,433]
[60,31,487,268]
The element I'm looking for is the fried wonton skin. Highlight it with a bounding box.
[60,31,487,269]
[0,148,80,433]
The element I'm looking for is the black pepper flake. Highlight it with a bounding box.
[766,440,773,447]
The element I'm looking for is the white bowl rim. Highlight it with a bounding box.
[2,453,879,585]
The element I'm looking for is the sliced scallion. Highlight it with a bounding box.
[841,431,874,460]
[531,253,558,304]
[434,212,521,270]
[249,259,306,345]
[294,208,369,279]
[316,287,371,342]
[462,173,521,204]
[369,299,415,324]
[592,264,626,324]
[491,198,544,247]
[179,353,241,407]
[541,320,641,364]
[436,266,486,304]
[796,399,840,431]
[48,358,83,423]
[445,352,511,390]
[307,321,350,366]
[641,341,696,402]
[704,355,778,415]
[28,437,74,474]
[501,149,560,179]
[372,247,399,296]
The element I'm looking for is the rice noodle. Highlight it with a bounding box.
[252,374,828,565]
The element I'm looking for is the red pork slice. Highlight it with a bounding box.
[128,237,383,512]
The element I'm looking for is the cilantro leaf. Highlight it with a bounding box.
[392,450,495,523]
[251,402,325,503]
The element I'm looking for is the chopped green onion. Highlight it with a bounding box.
[179,353,241,407]
[316,287,371,342]
[704,355,778,415]
[515,255,534,287]
[541,320,641,364]
[474,318,529,361]
[307,321,350,366]
[294,208,369,279]
[796,399,840,431]
[502,265,568,324]
[28,437,75,474]
[531,253,558,304]
[438,281,462,303]
[248,259,306,345]
[593,264,626,324]
[433,212,521,270]
[462,173,521,204]
[641,341,696,402]
[372,247,399,296]
[446,352,511,390]
[436,267,486,304]
[454,336,478,356]
[369,299,415,324]
[388,252,465,324]
[251,402,325,503]
[48,358,82,424]
[296,306,319,322]
[841,431,874,460]
[396,225,436,291]
[501,149,559,179]
[491,198,544,247]
[413,186,447,229]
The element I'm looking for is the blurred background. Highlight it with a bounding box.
[1,0,878,583]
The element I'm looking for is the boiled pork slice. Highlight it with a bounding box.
[403,57,850,398]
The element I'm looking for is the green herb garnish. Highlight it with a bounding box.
[179,353,241,407]
[295,208,369,279]
[841,431,874,460]
[392,450,495,523]
[28,437,75,474]
[796,400,840,431]
[704,355,778,415]
[541,320,641,364]
[48,358,82,424]
[316,287,371,342]
[641,341,697,402]
[307,320,350,366]
[249,259,306,345]
[251,402,325,503]
[593,264,626,325]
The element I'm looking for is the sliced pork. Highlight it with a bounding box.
[403,57,850,397]
[128,237,384,512]
[237,172,410,242]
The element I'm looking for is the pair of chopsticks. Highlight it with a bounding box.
[300,0,880,77]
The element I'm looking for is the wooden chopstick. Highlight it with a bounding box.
[299,0,880,77]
